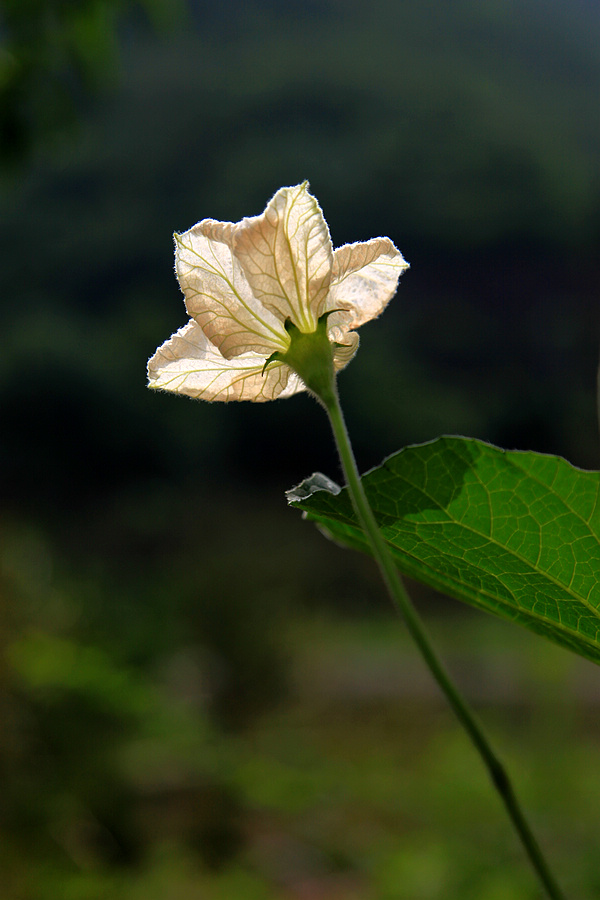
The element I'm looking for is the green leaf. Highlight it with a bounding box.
[288,437,600,665]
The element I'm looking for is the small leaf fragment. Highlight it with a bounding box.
[286,472,342,504]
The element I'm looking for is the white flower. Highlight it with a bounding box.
[147,182,408,402]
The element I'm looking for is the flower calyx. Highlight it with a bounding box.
[263,312,345,404]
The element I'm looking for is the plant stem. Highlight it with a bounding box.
[319,382,566,900]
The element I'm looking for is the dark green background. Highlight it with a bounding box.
[1,1,599,896]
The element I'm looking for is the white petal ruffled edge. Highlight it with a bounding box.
[147,320,305,402]
[328,237,409,330]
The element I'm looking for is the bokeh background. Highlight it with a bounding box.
[1,1,600,897]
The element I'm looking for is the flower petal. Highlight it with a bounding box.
[233,183,333,333]
[147,320,304,402]
[175,220,289,359]
[327,238,409,330]
[332,331,359,371]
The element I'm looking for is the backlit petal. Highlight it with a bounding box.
[148,320,304,402]
[332,331,359,371]
[233,183,333,333]
[176,220,288,359]
[327,238,408,330]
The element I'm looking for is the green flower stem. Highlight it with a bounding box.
[318,380,566,900]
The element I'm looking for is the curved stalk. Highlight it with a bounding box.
[317,380,566,900]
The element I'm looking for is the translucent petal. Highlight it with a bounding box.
[332,330,359,371]
[233,183,333,333]
[147,320,305,402]
[327,238,409,330]
[175,220,288,359]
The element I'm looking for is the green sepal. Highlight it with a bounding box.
[261,351,283,376]
[277,315,336,404]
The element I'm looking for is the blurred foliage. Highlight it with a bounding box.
[1,0,600,896]
[0,0,184,161]
[3,577,600,897]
